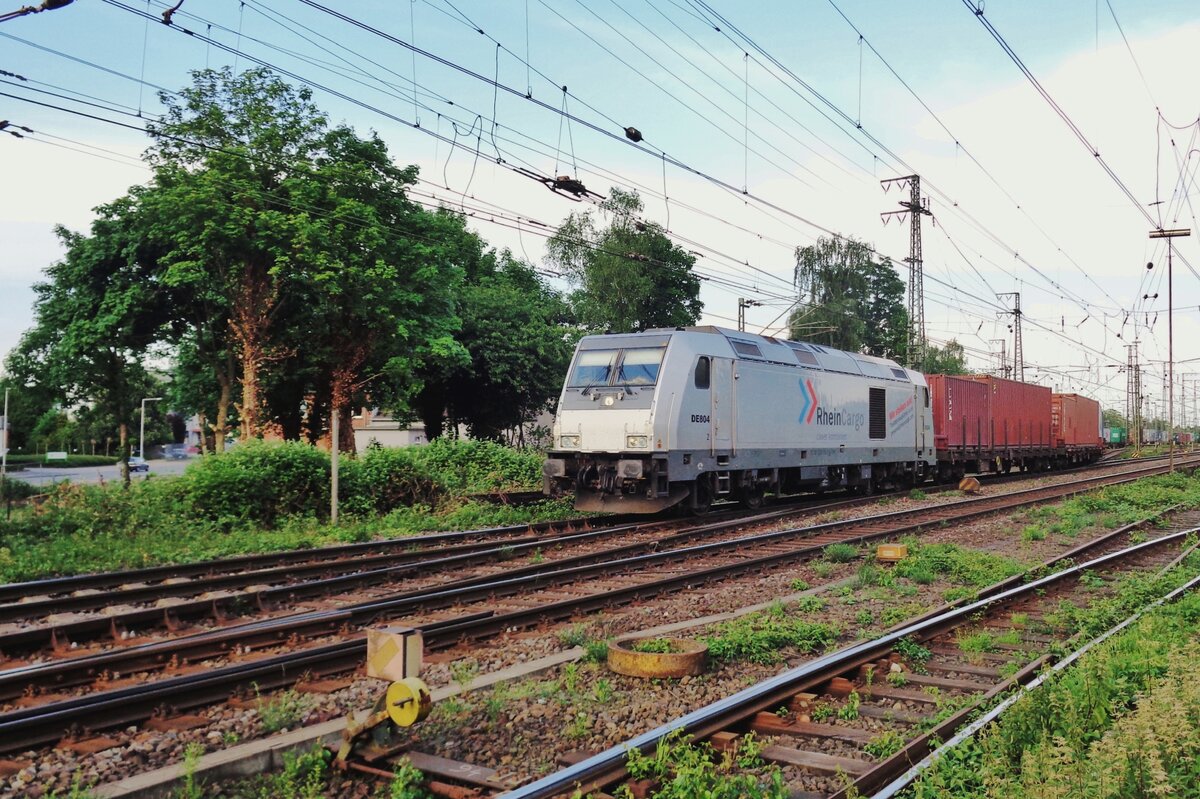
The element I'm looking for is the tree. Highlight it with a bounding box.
[142,67,468,450]
[416,251,575,441]
[789,235,907,359]
[14,199,170,483]
[546,188,702,333]
[925,340,969,375]
[1102,409,1128,429]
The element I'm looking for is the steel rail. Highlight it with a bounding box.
[500,526,1200,799]
[0,463,1186,748]
[0,493,897,655]
[0,461,1178,672]
[870,569,1200,799]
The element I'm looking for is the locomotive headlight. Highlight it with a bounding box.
[625,435,648,448]
[559,435,581,448]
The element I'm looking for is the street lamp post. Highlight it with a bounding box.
[1149,227,1191,473]
[139,396,163,461]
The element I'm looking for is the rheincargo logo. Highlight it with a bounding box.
[798,378,865,430]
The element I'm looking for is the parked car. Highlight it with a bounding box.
[164,444,189,460]
[128,456,150,473]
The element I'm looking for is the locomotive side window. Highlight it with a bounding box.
[568,349,617,387]
[694,356,710,389]
[731,340,763,358]
[617,347,667,386]
[869,387,887,439]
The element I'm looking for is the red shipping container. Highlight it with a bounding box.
[1052,393,1102,448]
[927,374,990,451]
[965,375,1053,450]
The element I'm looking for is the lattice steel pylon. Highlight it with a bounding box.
[881,175,932,371]
[996,292,1024,382]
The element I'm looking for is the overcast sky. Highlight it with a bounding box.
[3,0,1200,417]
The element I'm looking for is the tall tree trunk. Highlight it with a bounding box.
[118,422,130,488]
[239,354,262,440]
[211,372,232,453]
[229,266,274,441]
[196,412,209,455]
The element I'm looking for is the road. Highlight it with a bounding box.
[4,459,192,487]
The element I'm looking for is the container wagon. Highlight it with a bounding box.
[1051,393,1104,464]
[927,374,1054,476]
[1104,426,1127,446]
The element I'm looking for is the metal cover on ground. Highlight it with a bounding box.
[607,638,708,678]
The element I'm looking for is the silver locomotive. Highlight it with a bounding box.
[543,326,937,513]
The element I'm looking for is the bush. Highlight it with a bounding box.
[188,440,331,528]
[4,454,120,468]
[822,543,859,563]
[0,478,39,502]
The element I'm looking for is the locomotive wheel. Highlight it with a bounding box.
[738,485,765,510]
[691,477,714,515]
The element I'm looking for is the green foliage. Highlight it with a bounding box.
[548,188,702,333]
[1021,524,1047,542]
[789,578,811,591]
[823,542,859,563]
[855,609,875,627]
[46,775,100,799]
[907,587,1200,798]
[837,690,861,720]
[0,478,38,502]
[4,454,120,467]
[256,687,313,734]
[908,488,928,500]
[385,758,431,799]
[566,711,591,739]
[0,440,564,582]
[895,636,932,665]
[174,742,205,799]
[956,631,997,655]
[810,702,834,722]
[886,670,908,687]
[924,340,969,375]
[413,253,576,441]
[703,607,837,664]
[864,729,905,759]
[593,679,613,703]
[582,639,609,664]
[620,731,787,799]
[789,235,906,359]
[854,562,894,589]
[796,594,828,613]
[448,658,479,690]
[894,540,1022,588]
[812,560,835,578]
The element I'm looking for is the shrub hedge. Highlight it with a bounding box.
[3,454,120,467]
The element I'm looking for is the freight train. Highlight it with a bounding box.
[542,326,1103,513]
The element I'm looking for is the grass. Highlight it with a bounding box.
[894,540,1023,589]
[256,687,313,734]
[703,603,838,664]
[0,494,577,583]
[823,542,859,563]
[624,730,787,798]
[0,439,572,582]
[906,565,1200,799]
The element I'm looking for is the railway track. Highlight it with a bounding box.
[0,455,1170,639]
[496,515,1200,799]
[0,456,1193,755]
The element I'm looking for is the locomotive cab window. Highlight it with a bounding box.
[694,356,711,389]
[616,347,666,386]
[568,349,617,387]
[869,387,886,439]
